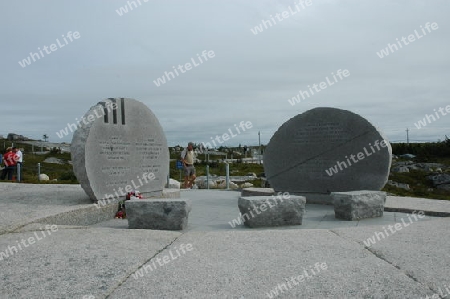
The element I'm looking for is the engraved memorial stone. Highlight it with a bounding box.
[263,107,392,204]
[71,98,169,201]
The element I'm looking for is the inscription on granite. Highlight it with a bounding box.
[263,107,392,197]
[71,98,169,201]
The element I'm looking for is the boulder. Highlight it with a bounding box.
[396,161,413,166]
[416,163,445,173]
[43,157,64,164]
[426,173,450,187]
[196,179,217,189]
[407,165,420,171]
[387,180,410,190]
[241,182,254,188]
[229,182,239,190]
[215,179,226,189]
[39,174,50,181]
[165,178,181,189]
[392,166,409,173]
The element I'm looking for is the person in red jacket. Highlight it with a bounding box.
[1,147,18,180]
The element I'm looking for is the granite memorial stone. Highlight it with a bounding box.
[71,98,169,202]
[264,107,392,204]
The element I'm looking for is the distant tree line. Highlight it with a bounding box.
[391,136,450,161]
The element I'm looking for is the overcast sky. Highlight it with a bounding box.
[1,0,449,147]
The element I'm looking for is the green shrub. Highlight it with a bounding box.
[59,171,78,182]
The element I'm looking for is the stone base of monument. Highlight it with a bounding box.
[286,192,332,205]
[238,196,306,228]
[241,188,275,197]
[140,188,181,199]
[126,199,191,230]
[331,190,386,221]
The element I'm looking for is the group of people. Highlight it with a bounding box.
[1,147,22,180]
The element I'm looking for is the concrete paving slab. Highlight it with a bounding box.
[108,230,437,299]
[0,183,90,205]
[0,225,180,299]
[0,183,133,235]
[385,195,450,216]
[333,217,450,298]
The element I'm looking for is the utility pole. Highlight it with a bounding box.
[258,131,261,164]
[258,131,261,153]
[406,128,409,145]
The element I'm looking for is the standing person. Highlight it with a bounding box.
[1,147,18,180]
[13,147,23,181]
[181,142,196,189]
[0,148,8,180]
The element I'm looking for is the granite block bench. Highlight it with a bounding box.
[331,190,386,221]
[241,187,275,197]
[238,194,306,228]
[126,199,191,230]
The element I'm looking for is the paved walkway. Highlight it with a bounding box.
[1,183,449,298]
